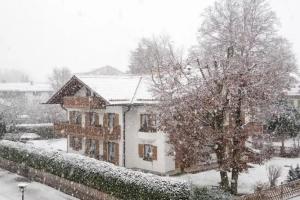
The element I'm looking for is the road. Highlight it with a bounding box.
[0,168,78,200]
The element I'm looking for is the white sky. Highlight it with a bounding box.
[0,0,299,82]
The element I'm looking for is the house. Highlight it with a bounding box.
[0,82,54,124]
[46,75,175,174]
[0,82,52,102]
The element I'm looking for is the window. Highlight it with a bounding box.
[140,114,157,132]
[138,144,157,161]
[70,136,82,151]
[86,112,97,126]
[108,113,115,129]
[86,139,98,158]
[144,144,153,161]
[108,142,115,162]
[75,112,82,125]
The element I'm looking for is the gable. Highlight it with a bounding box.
[46,76,85,104]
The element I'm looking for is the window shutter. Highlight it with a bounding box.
[152,145,157,160]
[95,113,99,126]
[138,144,144,158]
[103,113,108,128]
[114,113,119,127]
[85,112,91,126]
[85,139,90,155]
[70,136,75,148]
[69,111,76,123]
[95,140,99,159]
[114,143,119,165]
[103,141,108,161]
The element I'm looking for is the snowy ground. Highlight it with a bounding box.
[0,168,78,200]
[176,157,300,194]
[26,138,67,152]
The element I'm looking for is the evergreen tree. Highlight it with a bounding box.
[267,99,300,156]
[287,166,300,182]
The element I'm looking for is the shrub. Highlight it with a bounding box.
[190,186,231,200]
[0,140,189,200]
[287,164,300,182]
[267,165,282,187]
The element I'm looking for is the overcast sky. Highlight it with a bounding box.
[0,0,299,82]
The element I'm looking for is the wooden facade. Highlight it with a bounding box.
[63,96,106,109]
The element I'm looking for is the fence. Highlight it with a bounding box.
[240,179,300,200]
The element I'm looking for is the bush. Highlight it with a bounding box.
[0,140,190,200]
[190,187,231,200]
[287,164,300,182]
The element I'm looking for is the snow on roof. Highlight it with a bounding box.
[0,82,52,92]
[76,75,156,105]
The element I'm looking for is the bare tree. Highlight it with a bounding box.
[48,67,72,91]
[129,35,176,74]
[151,0,296,194]
[267,165,282,187]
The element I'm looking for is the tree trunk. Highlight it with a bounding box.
[231,168,239,194]
[215,141,229,191]
[179,164,185,173]
[231,88,243,195]
[280,136,285,156]
[220,170,229,191]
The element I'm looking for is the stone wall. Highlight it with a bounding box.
[0,157,117,200]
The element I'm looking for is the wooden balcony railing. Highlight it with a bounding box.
[63,96,106,109]
[54,122,121,140]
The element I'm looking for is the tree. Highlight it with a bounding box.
[267,99,300,156]
[152,0,296,194]
[287,164,300,182]
[48,67,72,91]
[267,165,282,187]
[129,35,176,74]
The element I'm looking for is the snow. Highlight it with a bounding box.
[176,157,300,194]
[20,133,40,140]
[0,82,52,92]
[0,168,78,200]
[0,140,189,198]
[16,123,53,127]
[26,138,67,152]
[76,75,155,104]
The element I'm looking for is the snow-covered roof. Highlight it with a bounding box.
[46,74,157,105]
[76,75,155,105]
[0,82,52,92]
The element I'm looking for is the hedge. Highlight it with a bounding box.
[0,140,190,200]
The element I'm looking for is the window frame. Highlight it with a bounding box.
[108,113,115,130]
[143,144,153,161]
[139,114,157,132]
[108,142,115,162]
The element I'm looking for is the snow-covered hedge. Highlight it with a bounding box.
[190,187,231,200]
[0,140,190,200]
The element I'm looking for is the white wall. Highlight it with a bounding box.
[125,106,175,174]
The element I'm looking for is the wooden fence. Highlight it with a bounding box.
[240,179,300,200]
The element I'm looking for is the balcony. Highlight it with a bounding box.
[54,122,121,140]
[63,96,105,109]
